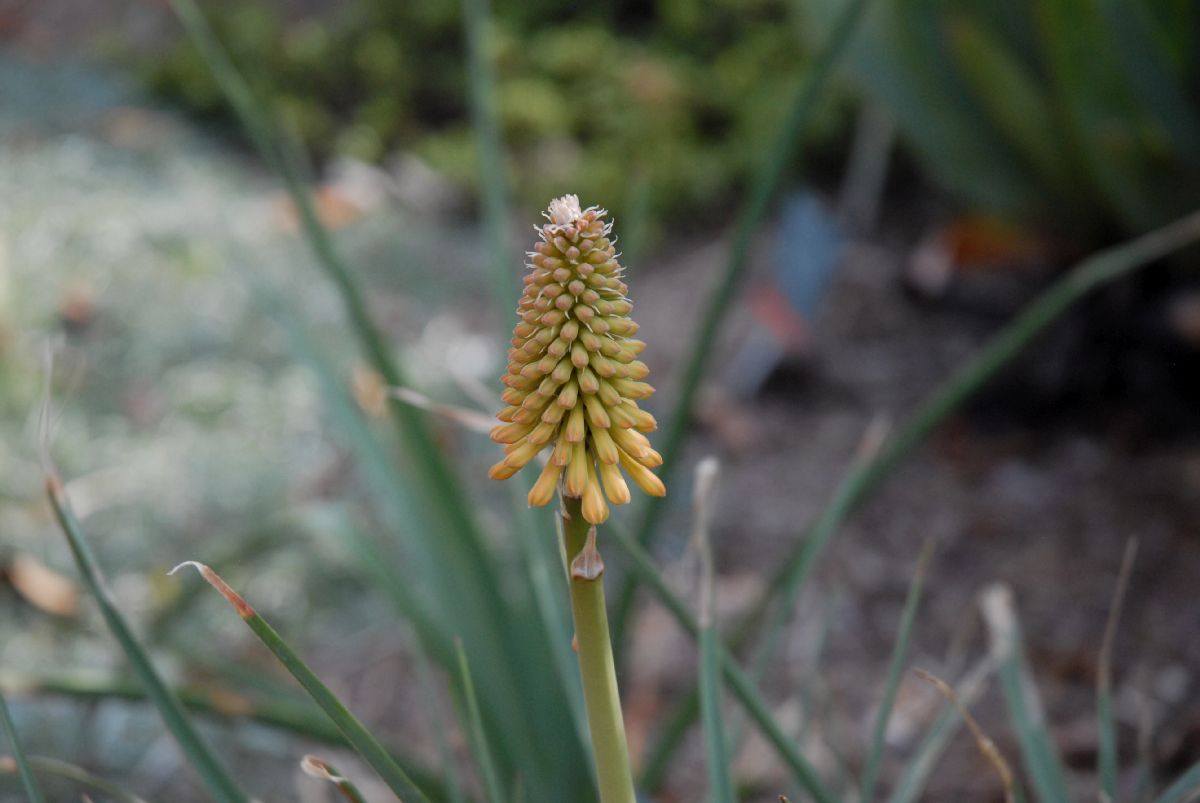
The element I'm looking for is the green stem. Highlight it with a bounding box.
[561,496,635,803]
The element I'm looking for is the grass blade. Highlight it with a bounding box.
[166,6,571,785]
[885,658,995,803]
[860,540,935,803]
[634,205,1200,781]
[692,459,735,803]
[43,479,250,803]
[981,584,1070,803]
[262,287,569,795]
[913,668,1022,803]
[613,0,876,645]
[1098,540,1138,803]
[607,524,836,803]
[1153,763,1200,803]
[0,755,148,803]
[0,690,45,803]
[411,637,468,803]
[461,0,516,314]
[301,755,367,803]
[4,672,452,800]
[454,641,506,803]
[165,0,493,569]
[170,561,433,803]
[743,204,1200,717]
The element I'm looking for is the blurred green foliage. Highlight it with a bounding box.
[831,0,1200,239]
[141,0,847,226]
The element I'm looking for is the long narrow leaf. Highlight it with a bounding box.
[981,585,1070,803]
[630,205,1200,778]
[1154,763,1200,803]
[0,689,45,803]
[913,668,1022,803]
[301,755,367,803]
[4,671,451,800]
[168,3,571,786]
[261,287,564,793]
[607,524,836,803]
[44,478,250,803]
[454,641,506,803]
[613,0,875,645]
[861,540,935,803]
[693,459,734,803]
[170,562,433,803]
[163,1,517,658]
[885,658,995,803]
[0,755,148,803]
[411,637,468,803]
[1098,540,1138,803]
[461,0,516,313]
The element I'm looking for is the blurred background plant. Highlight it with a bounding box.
[134,0,851,231]
[822,0,1200,240]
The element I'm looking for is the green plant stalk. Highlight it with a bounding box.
[612,0,875,649]
[636,206,1200,775]
[0,689,45,803]
[44,479,250,803]
[173,562,433,803]
[561,496,635,803]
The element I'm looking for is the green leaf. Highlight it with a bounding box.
[0,689,46,803]
[608,524,836,803]
[885,659,995,803]
[945,15,1072,194]
[45,480,250,803]
[301,755,368,803]
[981,585,1070,803]
[861,540,935,803]
[1097,540,1138,803]
[1153,763,1200,803]
[614,0,877,658]
[461,0,517,314]
[454,641,507,803]
[632,205,1200,785]
[693,459,735,803]
[171,561,433,803]
[1,755,148,803]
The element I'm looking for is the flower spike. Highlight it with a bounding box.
[489,195,664,523]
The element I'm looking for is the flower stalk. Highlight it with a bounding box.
[489,196,658,800]
[561,495,636,803]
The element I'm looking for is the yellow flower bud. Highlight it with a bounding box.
[488,195,665,522]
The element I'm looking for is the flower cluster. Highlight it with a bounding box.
[489,195,665,524]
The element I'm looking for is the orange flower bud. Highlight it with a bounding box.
[488,195,665,523]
